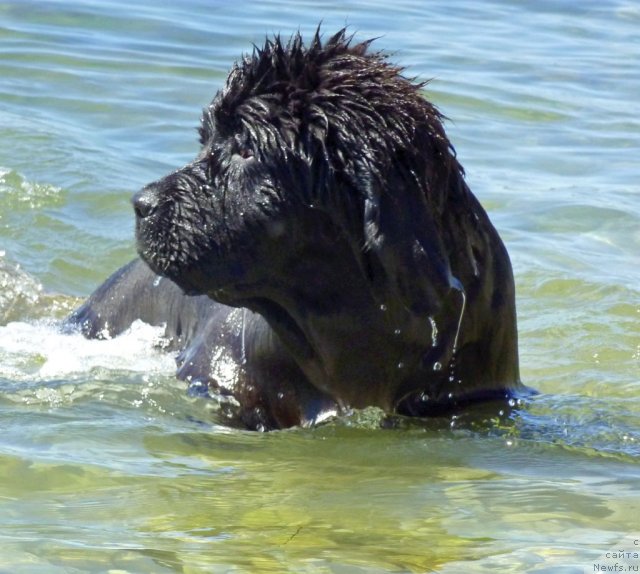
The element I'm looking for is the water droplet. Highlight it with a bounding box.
[397,362,404,369]
[420,392,430,402]
[508,398,516,407]
[394,328,401,336]
[277,392,284,400]
[451,287,466,353]
[380,304,387,312]
[428,317,438,347]
[433,361,442,372]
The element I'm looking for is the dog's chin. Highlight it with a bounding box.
[136,223,261,304]
[139,249,247,304]
[135,243,199,296]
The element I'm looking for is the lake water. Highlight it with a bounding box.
[1,1,639,572]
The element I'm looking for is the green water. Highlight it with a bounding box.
[0,1,639,572]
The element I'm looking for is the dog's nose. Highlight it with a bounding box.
[132,185,158,219]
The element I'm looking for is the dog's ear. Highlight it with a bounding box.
[362,166,460,318]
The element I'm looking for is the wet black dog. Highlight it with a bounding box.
[67,29,525,430]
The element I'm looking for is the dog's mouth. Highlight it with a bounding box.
[136,216,257,303]
[135,214,203,294]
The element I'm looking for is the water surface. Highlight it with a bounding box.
[1,1,639,572]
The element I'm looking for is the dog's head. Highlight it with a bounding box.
[134,29,463,312]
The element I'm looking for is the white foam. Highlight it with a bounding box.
[0,319,176,381]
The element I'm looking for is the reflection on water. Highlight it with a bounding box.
[0,0,639,572]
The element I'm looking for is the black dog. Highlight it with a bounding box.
[67,29,525,430]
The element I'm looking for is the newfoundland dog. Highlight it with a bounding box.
[67,29,525,430]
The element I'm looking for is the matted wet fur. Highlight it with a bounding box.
[67,29,526,430]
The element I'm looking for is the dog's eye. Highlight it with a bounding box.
[234,134,255,161]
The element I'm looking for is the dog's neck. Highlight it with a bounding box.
[241,229,462,412]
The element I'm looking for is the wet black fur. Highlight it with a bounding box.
[67,29,525,430]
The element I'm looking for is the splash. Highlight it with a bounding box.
[0,319,176,382]
[0,257,42,323]
[0,168,62,210]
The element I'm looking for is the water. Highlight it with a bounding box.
[1,1,639,572]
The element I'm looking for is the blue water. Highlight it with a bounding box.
[0,1,639,572]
